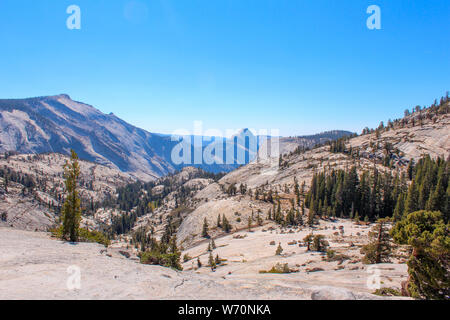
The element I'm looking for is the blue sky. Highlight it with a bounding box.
[0,0,449,136]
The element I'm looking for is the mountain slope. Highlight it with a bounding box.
[174,102,450,247]
[0,153,134,231]
[0,94,178,180]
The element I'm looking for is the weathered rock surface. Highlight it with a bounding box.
[0,227,403,300]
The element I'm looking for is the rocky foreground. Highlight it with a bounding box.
[0,227,408,300]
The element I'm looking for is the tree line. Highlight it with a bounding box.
[305,155,448,222]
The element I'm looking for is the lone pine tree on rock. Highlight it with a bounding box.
[202,218,209,238]
[61,149,82,242]
[208,252,216,270]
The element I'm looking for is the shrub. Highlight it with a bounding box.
[79,228,111,247]
[326,249,350,262]
[50,226,110,247]
[259,263,293,274]
[140,251,183,271]
[275,243,283,255]
[373,288,402,297]
[311,235,329,252]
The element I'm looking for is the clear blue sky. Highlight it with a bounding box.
[0,0,449,136]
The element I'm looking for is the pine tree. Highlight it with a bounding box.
[354,211,360,223]
[392,210,449,299]
[393,193,406,221]
[222,214,232,233]
[307,207,315,226]
[61,149,82,242]
[217,215,222,228]
[294,179,301,206]
[257,211,263,226]
[286,208,296,226]
[361,219,392,264]
[3,175,8,192]
[303,234,314,251]
[425,168,447,215]
[404,180,419,215]
[406,159,414,180]
[202,218,209,238]
[311,235,329,252]
[208,252,216,270]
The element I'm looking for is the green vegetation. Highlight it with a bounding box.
[361,218,392,264]
[373,288,402,297]
[303,234,328,252]
[305,155,448,222]
[140,251,183,271]
[275,242,283,255]
[221,214,232,233]
[208,252,216,270]
[259,263,294,274]
[202,218,209,238]
[311,235,329,252]
[61,149,82,242]
[46,149,110,246]
[391,210,449,300]
[133,228,183,271]
[325,250,350,263]
[303,234,314,251]
[101,168,224,237]
[50,225,110,247]
[183,254,192,262]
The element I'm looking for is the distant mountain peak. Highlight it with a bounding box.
[53,94,72,100]
[235,128,255,137]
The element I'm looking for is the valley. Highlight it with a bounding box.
[0,95,448,300]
